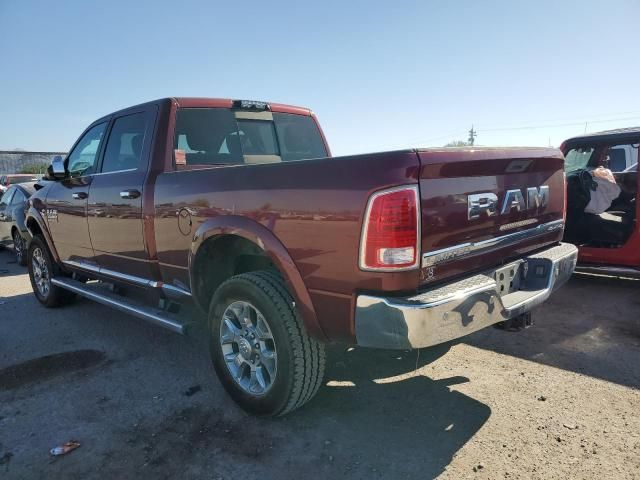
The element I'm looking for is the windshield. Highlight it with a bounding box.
[174,108,328,167]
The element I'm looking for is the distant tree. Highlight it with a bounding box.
[443,140,471,147]
[20,163,48,174]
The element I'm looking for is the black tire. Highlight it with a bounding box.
[27,235,75,307]
[12,229,27,266]
[209,271,326,416]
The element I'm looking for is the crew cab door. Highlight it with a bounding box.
[46,122,108,263]
[87,107,156,279]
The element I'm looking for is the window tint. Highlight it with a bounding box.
[273,113,327,161]
[102,113,148,173]
[11,189,26,204]
[0,188,15,206]
[236,120,279,156]
[175,108,243,165]
[67,122,107,176]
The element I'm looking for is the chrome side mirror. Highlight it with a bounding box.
[48,155,67,180]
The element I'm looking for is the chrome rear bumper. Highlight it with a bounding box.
[355,242,578,350]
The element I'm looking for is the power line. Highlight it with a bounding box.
[379,111,640,150]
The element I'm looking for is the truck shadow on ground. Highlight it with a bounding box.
[88,344,491,480]
[284,344,490,479]
[466,274,640,390]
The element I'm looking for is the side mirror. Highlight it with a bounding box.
[47,155,67,180]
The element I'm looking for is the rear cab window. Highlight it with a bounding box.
[173,105,327,168]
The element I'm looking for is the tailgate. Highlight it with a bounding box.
[417,147,565,286]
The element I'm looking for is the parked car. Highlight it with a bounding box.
[24,98,577,415]
[562,127,640,277]
[0,174,40,197]
[0,182,37,265]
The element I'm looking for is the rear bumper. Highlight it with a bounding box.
[355,242,578,350]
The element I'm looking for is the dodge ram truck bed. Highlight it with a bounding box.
[25,98,577,415]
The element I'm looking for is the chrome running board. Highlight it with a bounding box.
[575,264,640,279]
[51,277,189,334]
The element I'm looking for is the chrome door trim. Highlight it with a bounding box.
[62,260,192,297]
[422,219,564,268]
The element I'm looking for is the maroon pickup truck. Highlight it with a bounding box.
[25,98,577,415]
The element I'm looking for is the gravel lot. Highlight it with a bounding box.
[1,248,639,479]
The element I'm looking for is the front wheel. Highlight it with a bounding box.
[27,236,74,307]
[209,271,326,416]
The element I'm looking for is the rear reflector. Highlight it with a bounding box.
[359,185,420,271]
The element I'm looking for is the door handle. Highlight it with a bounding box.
[119,189,141,200]
[72,192,88,200]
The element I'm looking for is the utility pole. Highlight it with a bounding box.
[468,125,477,146]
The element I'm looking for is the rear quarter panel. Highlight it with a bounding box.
[153,151,421,341]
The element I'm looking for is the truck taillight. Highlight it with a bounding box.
[360,185,421,271]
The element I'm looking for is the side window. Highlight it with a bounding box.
[67,122,107,177]
[11,190,26,205]
[0,188,15,206]
[101,112,148,173]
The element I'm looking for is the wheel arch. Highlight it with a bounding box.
[189,216,326,341]
[25,207,60,263]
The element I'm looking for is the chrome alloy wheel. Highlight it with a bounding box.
[219,301,277,395]
[13,232,24,263]
[31,246,50,297]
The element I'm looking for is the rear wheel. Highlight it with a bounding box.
[209,271,325,416]
[12,230,27,266]
[27,236,75,307]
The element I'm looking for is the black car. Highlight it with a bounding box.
[0,182,37,265]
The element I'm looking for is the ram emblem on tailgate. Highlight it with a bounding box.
[467,186,549,220]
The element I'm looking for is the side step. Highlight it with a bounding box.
[51,277,190,334]
[575,264,640,280]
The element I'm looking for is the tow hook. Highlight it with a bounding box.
[494,312,533,332]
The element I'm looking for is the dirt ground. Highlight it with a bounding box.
[0,248,639,479]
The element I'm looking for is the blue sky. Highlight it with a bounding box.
[1,0,639,155]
